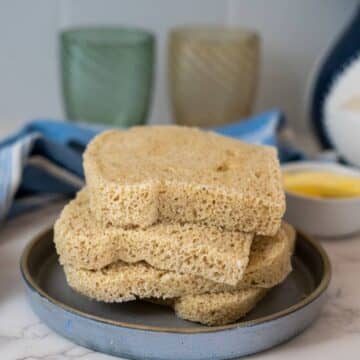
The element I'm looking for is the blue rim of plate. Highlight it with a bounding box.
[20,227,331,334]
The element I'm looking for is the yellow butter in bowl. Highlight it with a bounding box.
[283,171,360,198]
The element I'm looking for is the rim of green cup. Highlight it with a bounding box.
[61,26,154,47]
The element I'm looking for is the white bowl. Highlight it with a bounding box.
[282,161,360,238]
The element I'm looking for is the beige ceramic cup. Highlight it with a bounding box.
[169,26,260,127]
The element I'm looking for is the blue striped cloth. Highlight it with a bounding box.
[0,110,303,222]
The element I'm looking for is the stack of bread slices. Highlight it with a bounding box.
[54,126,294,326]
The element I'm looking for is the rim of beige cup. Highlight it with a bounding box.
[170,26,259,42]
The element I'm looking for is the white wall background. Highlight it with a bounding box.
[0,0,358,135]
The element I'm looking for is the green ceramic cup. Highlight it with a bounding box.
[61,27,155,127]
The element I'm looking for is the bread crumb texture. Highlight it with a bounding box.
[147,288,267,325]
[61,219,295,301]
[173,288,267,325]
[84,126,285,235]
[55,189,254,285]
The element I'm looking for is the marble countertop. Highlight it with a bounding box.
[0,201,359,359]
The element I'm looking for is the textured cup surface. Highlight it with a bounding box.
[169,26,260,127]
[61,27,154,126]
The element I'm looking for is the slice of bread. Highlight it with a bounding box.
[84,126,285,235]
[171,288,267,326]
[62,223,295,302]
[55,189,254,285]
[147,288,267,326]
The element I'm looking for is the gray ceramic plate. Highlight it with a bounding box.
[20,228,331,360]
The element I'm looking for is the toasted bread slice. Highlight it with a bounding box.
[62,223,295,302]
[84,126,285,235]
[55,189,254,285]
